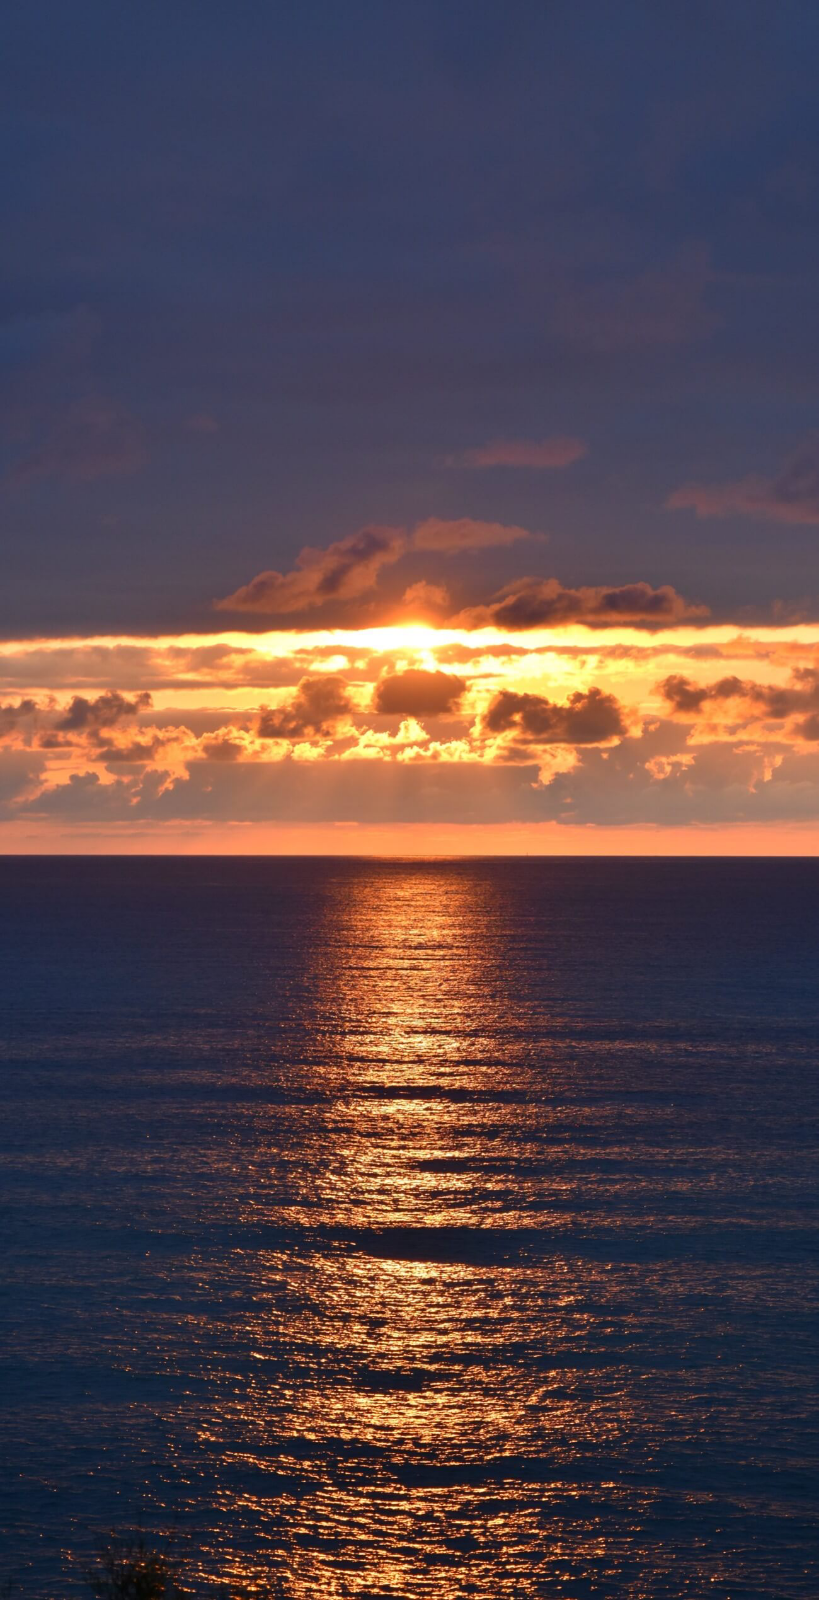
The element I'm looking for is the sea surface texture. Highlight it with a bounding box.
[1,856,818,1599]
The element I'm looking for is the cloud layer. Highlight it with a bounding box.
[4,615,819,838]
[215,521,712,632]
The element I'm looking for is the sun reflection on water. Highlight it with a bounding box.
[187,866,607,1597]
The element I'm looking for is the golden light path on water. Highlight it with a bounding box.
[182,866,638,1599]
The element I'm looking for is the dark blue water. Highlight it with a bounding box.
[1,857,817,1598]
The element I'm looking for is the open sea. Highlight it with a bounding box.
[0,856,818,1599]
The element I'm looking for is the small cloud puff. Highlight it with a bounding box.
[57,690,152,731]
[482,686,627,748]
[401,580,450,614]
[374,669,467,717]
[256,675,354,739]
[449,435,587,470]
[412,517,533,552]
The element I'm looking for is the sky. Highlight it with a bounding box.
[2,0,819,852]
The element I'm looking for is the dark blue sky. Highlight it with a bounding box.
[3,0,819,636]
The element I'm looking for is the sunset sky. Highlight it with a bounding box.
[3,2,819,851]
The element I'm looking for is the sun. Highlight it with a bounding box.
[348,622,449,653]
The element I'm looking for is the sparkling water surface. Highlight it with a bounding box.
[1,857,818,1598]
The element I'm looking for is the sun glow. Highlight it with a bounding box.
[359,622,450,651]
[1,618,819,851]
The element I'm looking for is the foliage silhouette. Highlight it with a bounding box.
[81,1537,285,1600]
[83,1538,188,1600]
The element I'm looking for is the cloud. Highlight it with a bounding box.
[23,731,819,830]
[342,718,430,759]
[256,675,354,740]
[659,668,819,730]
[8,395,147,486]
[0,698,38,739]
[217,518,534,616]
[456,577,707,630]
[56,690,152,732]
[659,674,746,715]
[535,723,756,825]
[198,735,251,762]
[0,640,368,694]
[401,580,450,613]
[449,436,587,470]
[217,525,407,614]
[552,245,716,353]
[97,736,172,765]
[411,517,533,552]
[24,759,551,827]
[0,748,46,810]
[185,413,219,433]
[533,722,819,826]
[8,615,819,836]
[667,436,819,525]
[374,669,466,717]
[482,686,626,748]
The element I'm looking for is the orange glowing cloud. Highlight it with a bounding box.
[216,525,407,615]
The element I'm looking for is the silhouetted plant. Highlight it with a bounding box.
[83,1537,189,1600]
[81,1538,286,1600]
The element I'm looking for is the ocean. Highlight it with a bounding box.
[0,856,817,1598]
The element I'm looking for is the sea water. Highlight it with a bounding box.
[1,857,817,1597]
